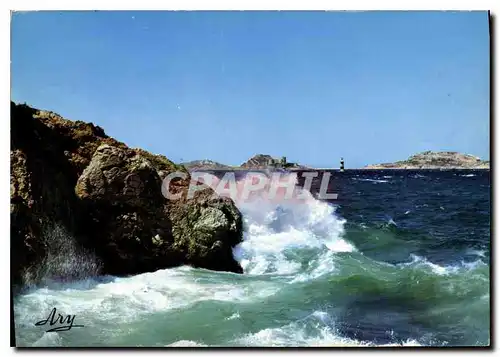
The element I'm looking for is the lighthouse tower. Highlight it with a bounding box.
[340,157,345,172]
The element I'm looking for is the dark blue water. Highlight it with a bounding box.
[304,169,491,346]
[310,170,490,265]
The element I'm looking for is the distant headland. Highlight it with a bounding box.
[364,151,489,170]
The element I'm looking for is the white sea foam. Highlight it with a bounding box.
[387,218,398,226]
[226,312,241,320]
[233,175,355,276]
[14,265,279,334]
[234,311,422,347]
[237,327,422,347]
[353,178,389,183]
[410,174,426,179]
[166,340,208,347]
[466,248,486,258]
[32,332,63,347]
[400,254,487,276]
[291,250,338,283]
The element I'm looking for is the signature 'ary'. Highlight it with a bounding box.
[35,307,84,332]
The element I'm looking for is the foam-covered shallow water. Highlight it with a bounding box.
[13,170,490,347]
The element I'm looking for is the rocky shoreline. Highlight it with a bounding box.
[11,102,244,290]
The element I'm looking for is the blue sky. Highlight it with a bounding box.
[11,11,490,168]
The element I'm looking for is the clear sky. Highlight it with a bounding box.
[11,11,490,168]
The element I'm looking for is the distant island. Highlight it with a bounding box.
[183,154,309,171]
[364,151,490,169]
[181,159,232,171]
[240,154,308,169]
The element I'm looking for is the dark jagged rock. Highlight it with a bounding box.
[10,102,243,287]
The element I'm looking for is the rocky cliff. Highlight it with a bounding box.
[364,151,490,169]
[11,102,243,288]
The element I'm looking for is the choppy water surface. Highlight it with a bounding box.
[14,170,490,347]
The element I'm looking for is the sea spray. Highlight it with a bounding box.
[211,172,355,276]
[22,223,101,288]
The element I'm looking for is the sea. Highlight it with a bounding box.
[13,169,491,347]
